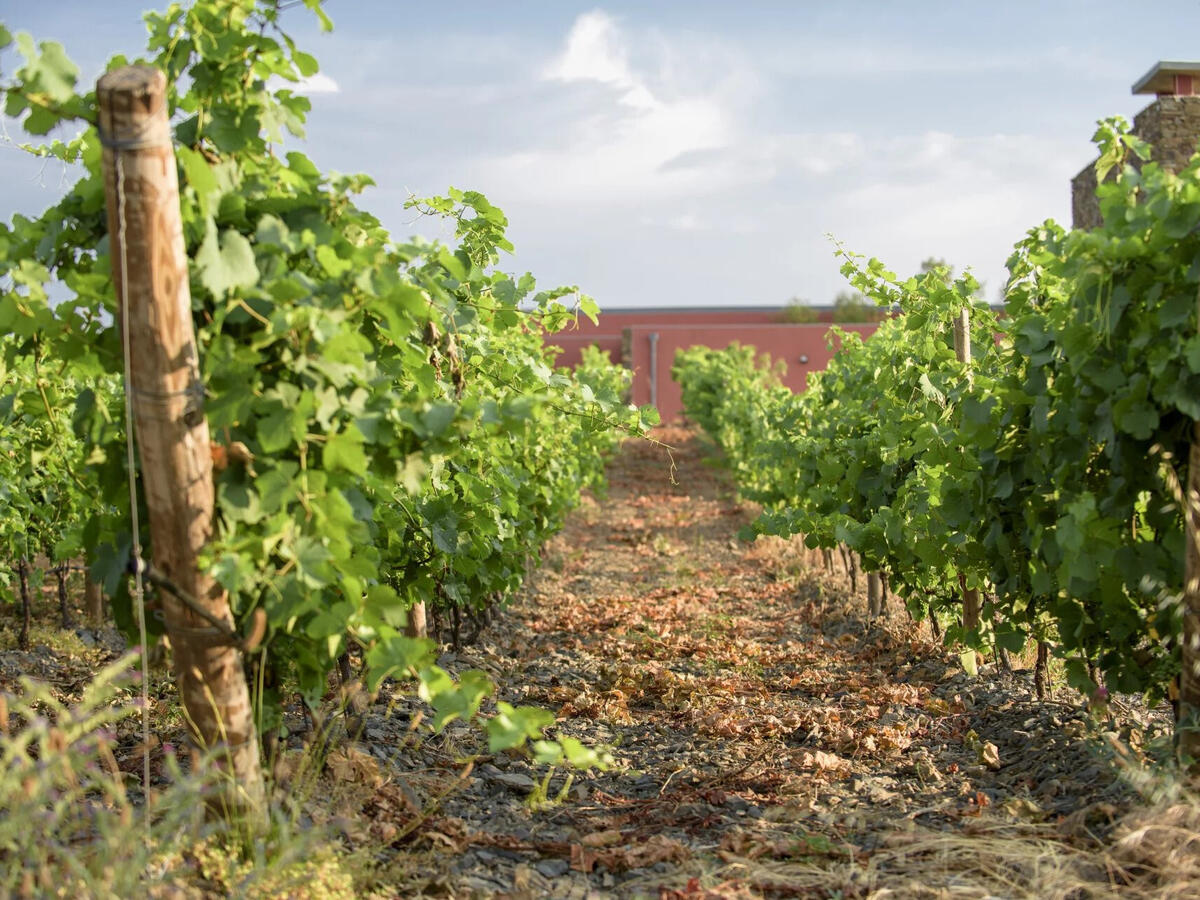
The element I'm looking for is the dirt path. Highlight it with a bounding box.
[0,427,1180,897]
[371,426,1168,898]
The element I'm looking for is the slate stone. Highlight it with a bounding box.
[535,858,570,878]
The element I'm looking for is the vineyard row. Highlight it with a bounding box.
[674,126,1200,757]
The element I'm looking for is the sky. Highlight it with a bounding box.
[2,1,1198,310]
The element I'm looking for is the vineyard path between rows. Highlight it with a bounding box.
[350,424,1163,898]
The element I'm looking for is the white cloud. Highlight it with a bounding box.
[290,9,1092,310]
[765,41,1123,81]
[821,130,1078,296]
[668,212,704,231]
[481,14,886,208]
[481,10,751,204]
[460,10,1080,307]
[268,72,340,95]
[545,10,654,110]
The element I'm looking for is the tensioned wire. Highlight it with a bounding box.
[113,146,154,818]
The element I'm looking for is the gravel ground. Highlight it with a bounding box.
[1,425,1173,898]
[341,426,1172,898]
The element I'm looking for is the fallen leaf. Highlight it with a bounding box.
[980,741,1001,771]
[580,829,622,848]
[570,843,599,873]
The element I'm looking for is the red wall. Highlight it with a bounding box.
[543,308,879,423]
[626,324,877,422]
[545,308,787,369]
[571,309,785,333]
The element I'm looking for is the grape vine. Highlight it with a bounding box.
[677,121,1200,713]
[0,1,654,764]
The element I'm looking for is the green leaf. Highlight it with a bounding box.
[1185,335,1200,374]
[324,425,367,475]
[959,649,978,676]
[17,37,79,103]
[430,512,459,554]
[485,702,555,752]
[365,634,434,691]
[994,622,1026,654]
[196,219,259,298]
[212,552,254,595]
[531,740,564,765]
[559,735,612,770]
[290,537,333,588]
[255,409,291,454]
[315,244,351,278]
[419,667,492,731]
[422,402,457,437]
[177,146,220,217]
[293,50,319,77]
[917,373,945,406]
[286,150,320,179]
[303,0,335,31]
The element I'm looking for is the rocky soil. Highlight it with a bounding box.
[343,426,1174,898]
[1,425,1181,898]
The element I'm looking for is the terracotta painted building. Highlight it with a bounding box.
[546,306,880,423]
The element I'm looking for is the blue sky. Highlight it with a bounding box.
[3,1,1198,309]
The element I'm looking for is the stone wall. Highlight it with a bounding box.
[1132,95,1200,171]
[1070,163,1102,230]
[1072,95,1200,228]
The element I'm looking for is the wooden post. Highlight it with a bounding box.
[97,66,264,816]
[55,566,73,629]
[17,557,31,650]
[404,601,428,639]
[867,572,883,619]
[1181,289,1200,766]
[1034,641,1051,701]
[84,575,105,626]
[953,308,981,669]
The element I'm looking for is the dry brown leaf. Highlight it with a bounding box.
[326,747,385,787]
[799,750,850,775]
[579,829,623,848]
[980,741,1001,770]
[570,842,599,873]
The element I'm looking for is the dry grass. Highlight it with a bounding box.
[628,792,1200,899]
[0,653,360,899]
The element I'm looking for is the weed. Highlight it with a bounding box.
[695,613,734,642]
[0,653,358,898]
[526,770,575,812]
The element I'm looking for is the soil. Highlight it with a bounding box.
[0,425,1176,898]
[349,425,1172,898]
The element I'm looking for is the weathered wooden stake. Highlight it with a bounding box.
[953,307,981,669]
[404,601,428,639]
[17,557,31,650]
[1034,641,1051,701]
[867,572,883,619]
[993,603,1013,673]
[84,575,105,626]
[55,567,73,630]
[1180,288,1200,766]
[881,571,893,617]
[97,66,264,816]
